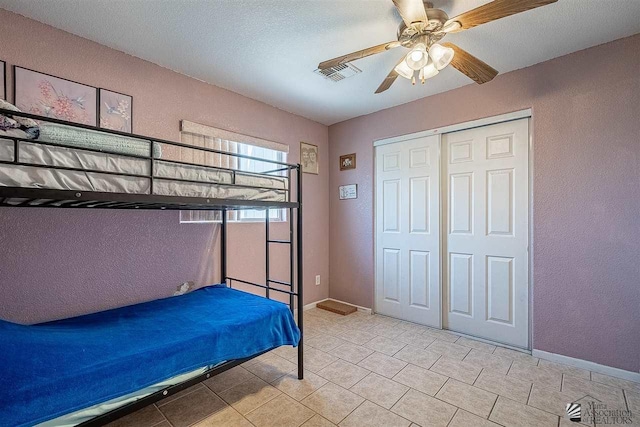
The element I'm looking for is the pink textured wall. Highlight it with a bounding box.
[329,35,640,372]
[0,9,329,323]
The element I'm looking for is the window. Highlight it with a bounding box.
[179,210,222,224]
[236,143,287,222]
[178,123,288,224]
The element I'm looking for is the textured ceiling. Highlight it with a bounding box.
[1,0,639,125]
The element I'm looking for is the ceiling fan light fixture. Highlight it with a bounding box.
[394,60,414,80]
[405,43,429,70]
[429,43,455,70]
[410,50,423,62]
[420,61,439,81]
[441,21,462,33]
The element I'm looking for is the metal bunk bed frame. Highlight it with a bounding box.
[0,108,304,427]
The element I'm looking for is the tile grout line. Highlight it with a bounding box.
[486,392,500,422]
[622,389,630,412]
[240,388,284,418]
[526,382,534,405]
[222,377,282,418]
[423,384,466,414]
[434,376,451,398]
[151,410,172,427]
[183,388,245,427]
[369,398,414,425]
[505,360,514,376]
[387,385,412,412]
[472,367,484,386]
[335,397,367,425]
[502,392,566,421]
[445,407,459,427]
[156,386,201,409]
[153,403,170,423]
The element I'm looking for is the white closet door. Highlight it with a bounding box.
[375,136,440,327]
[442,118,529,348]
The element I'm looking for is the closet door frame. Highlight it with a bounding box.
[373,109,534,350]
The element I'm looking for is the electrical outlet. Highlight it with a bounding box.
[315,275,321,286]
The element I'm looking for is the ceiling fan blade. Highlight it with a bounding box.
[318,41,400,70]
[444,0,557,32]
[441,42,498,84]
[392,0,428,27]
[375,71,398,94]
[375,55,408,94]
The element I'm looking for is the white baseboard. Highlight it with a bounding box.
[294,298,329,317]
[532,349,640,383]
[304,298,328,311]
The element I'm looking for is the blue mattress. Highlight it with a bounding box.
[0,285,300,427]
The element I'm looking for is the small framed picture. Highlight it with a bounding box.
[340,153,356,171]
[99,88,133,133]
[14,66,97,125]
[0,61,6,100]
[300,141,318,174]
[339,184,357,200]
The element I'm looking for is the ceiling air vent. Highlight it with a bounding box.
[314,63,362,82]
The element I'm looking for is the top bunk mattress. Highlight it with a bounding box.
[0,125,289,202]
[0,285,300,427]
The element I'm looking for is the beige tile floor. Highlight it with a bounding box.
[107,308,640,427]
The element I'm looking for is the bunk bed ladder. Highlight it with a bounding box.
[265,209,295,312]
[223,166,302,381]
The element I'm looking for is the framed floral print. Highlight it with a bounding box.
[99,88,132,133]
[13,66,97,125]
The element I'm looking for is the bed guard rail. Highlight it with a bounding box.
[0,108,301,209]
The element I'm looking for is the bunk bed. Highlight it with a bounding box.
[0,107,304,427]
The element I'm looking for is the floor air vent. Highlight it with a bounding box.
[314,63,362,82]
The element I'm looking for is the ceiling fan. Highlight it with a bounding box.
[318,0,558,93]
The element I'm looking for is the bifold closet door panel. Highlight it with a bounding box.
[442,118,529,348]
[375,135,441,327]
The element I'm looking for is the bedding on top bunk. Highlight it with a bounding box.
[36,122,163,158]
[1,99,160,157]
[1,100,289,202]
[0,99,40,139]
[0,138,289,201]
[0,285,300,427]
